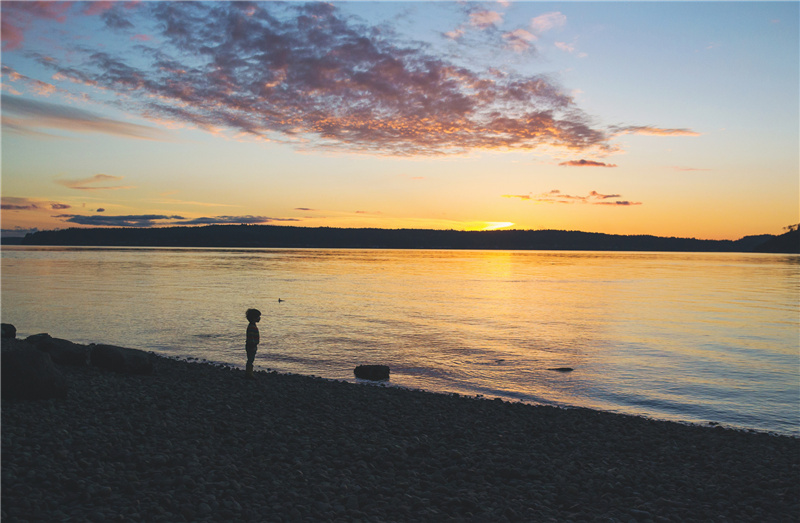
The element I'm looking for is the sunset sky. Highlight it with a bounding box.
[1,1,798,240]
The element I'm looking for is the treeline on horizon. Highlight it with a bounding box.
[15,225,800,253]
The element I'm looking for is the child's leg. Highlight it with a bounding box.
[245,347,257,379]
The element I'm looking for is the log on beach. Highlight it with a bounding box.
[2,345,798,522]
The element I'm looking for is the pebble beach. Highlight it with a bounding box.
[2,352,798,522]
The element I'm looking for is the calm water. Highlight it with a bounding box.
[2,247,798,435]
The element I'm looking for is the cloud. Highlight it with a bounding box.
[53,213,299,227]
[27,2,614,156]
[613,125,701,137]
[11,3,693,157]
[559,159,617,168]
[96,208,106,213]
[1,65,59,97]
[294,207,317,211]
[1,196,70,211]
[54,214,186,227]
[470,10,503,29]
[503,190,641,206]
[178,216,299,225]
[56,174,134,191]
[530,12,567,34]
[1,95,171,140]
[1,2,72,51]
[444,28,465,41]
[503,29,537,52]
[671,166,712,172]
[1,203,39,210]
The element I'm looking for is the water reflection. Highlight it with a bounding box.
[2,247,798,434]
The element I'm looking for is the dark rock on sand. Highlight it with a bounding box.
[1,323,16,339]
[1,339,67,400]
[354,364,390,380]
[89,343,154,375]
[26,333,89,366]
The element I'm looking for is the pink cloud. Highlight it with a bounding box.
[503,190,641,206]
[56,174,134,191]
[1,1,72,51]
[83,1,116,16]
[559,159,617,168]
[503,29,536,52]
[615,126,701,137]
[470,10,503,29]
[531,12,566,34]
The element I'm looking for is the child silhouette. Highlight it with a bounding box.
[245,308,261,380]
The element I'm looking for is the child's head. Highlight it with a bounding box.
[246,308,261,322]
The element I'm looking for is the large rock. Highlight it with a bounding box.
[354,365,390,381]
[26,333,89,366]
[1,339,68,400]
[90,344,154,375]
[1,323,16,339]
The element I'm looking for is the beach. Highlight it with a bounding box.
[2,349,798,522]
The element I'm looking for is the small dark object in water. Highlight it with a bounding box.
[278,298,284,303]
[354,365,390,381]
[548,367,574,372]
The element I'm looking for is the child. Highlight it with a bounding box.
[245,308,261,380]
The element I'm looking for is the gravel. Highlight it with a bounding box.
[2,354,798,522]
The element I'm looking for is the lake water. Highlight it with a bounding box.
[2,246,798,436]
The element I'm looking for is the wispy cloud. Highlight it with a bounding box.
[671,166,712,172]
[503,29,537,52]
[178,216,300,225]
[530,12,566,34]
[1,94,171,140]
[2,65,59,96]
[614,125,701,137]
[1,196,71,211]
[470,10,503,29]
[559,159,617,168]
[56,174,134,191]
[503,190,641,206]
[1,2,71,51]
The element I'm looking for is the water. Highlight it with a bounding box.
[2,246,798,436]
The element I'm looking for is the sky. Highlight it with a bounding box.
[1,1,798,240]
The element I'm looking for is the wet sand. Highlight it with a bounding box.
[2,353,798,522]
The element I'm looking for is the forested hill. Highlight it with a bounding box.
[16,225,794,252]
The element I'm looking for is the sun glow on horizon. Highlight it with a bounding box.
[478,222,516,231]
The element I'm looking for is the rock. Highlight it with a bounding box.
[354,365,390,381]
[89,344,154,375]
[1,338,68,399]
[1,323,16,339]
[26,333,89,366]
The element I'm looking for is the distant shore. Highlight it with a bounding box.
[2,344,798,522]
[11,223,800,252]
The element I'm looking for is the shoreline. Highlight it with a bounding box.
[3,346,798,522]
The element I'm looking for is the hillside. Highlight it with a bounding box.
[16,225,785,252]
